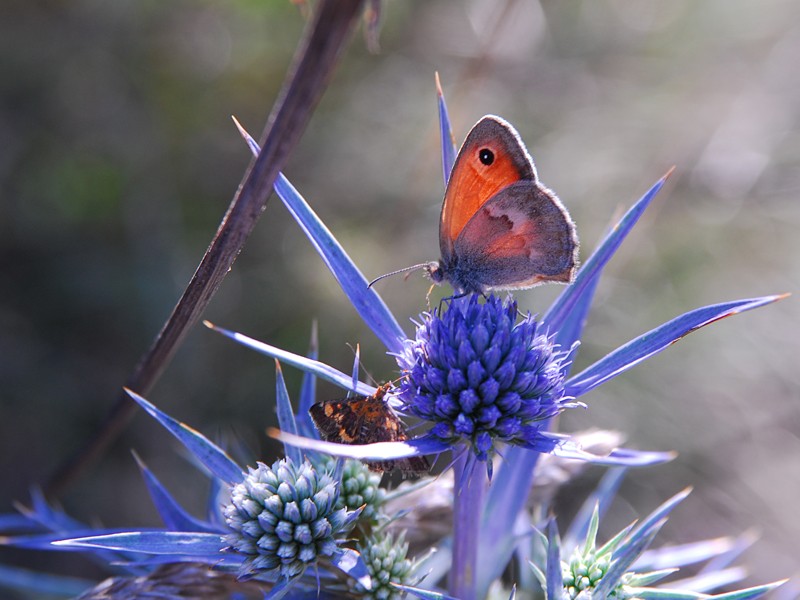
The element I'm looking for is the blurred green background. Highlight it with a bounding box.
[1,0,798,590]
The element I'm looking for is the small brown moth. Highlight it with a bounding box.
[309,384,430,474]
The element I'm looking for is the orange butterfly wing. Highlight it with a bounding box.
[452,181,578,290]
[434,115,578,294]
[439,116,536,259]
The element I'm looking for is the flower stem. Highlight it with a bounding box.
[450,452,486,600]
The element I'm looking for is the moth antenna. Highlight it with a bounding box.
[367,263,433,289]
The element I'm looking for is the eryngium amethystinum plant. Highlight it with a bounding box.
[0,85,789,600]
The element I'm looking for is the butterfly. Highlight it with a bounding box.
[309,384,430,474]
[371,115,578,295]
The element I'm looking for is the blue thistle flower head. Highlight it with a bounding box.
[397,295,574,461]
[314,455,386,523]
[352,531,416,599]
[224,457,354,580]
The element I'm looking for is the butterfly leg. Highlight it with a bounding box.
[436,291,473,315]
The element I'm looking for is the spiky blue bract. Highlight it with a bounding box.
[205,321,376,398]
[671,567,748,595]
[24,488,85,532]
[398,585,461,600]
[712,582,790,600]
[223,458,356,581]
[126,389,243,485]
[232,117,406,356]
[564,467,627,550]
[296,323,321,439]
[566,295,787,398]
[0,514,32,533]
[545,171,673,340]
[589,490,693,598]
[134,453,219,534]
[274,428,449,462]
[396,295,575,461]
[545,518,564,600]
[436,71,457,186]
[639,535,745,572]
[330,548,372,592]
[53,531,225,555]
[274,361,302,465]
[274,173,407,355]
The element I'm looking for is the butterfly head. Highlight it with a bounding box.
[423,261,445,284]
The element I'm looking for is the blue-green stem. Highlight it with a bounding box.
[450,452,486,600]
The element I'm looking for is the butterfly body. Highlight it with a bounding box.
[426,115,578,294]
[309,384,429,474]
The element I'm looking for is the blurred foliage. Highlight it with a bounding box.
[1,0,798,588]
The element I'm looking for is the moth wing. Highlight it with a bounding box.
[362,409,431,473]
[309,400,367,443]
[440,116,536,261]
[309,399,429,474]
[453,180,578,290]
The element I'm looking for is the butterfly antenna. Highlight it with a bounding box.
[367,263,432,289]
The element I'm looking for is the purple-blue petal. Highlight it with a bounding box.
[459,389,480,414]
[434,393,458,418]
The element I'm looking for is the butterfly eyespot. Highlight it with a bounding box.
[478,148,494,166]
